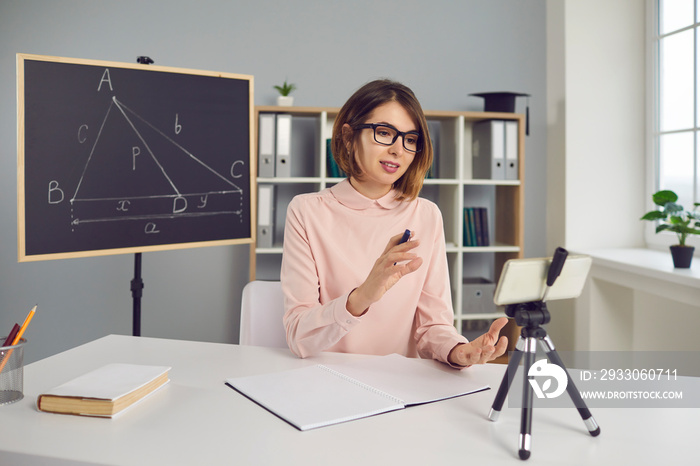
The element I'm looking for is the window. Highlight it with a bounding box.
[650,0,700,246]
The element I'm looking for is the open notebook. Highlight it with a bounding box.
[225,353,489,430]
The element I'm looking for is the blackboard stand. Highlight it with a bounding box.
[127,56,153,337]
[130,253,143,336]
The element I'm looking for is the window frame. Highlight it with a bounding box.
[646,0,700,250]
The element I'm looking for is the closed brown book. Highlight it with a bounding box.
[37,363,171,418]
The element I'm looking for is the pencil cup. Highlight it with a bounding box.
[0,338,26,406]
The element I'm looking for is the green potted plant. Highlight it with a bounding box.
[640,189,700,268]
[274,79,296,106]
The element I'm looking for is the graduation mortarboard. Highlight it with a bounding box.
[469,92,530,135]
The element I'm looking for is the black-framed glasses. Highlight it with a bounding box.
[354,123,422,153]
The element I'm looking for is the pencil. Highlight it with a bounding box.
[0,305,37,374]
[12,304,37,345]
[2,323,20,347]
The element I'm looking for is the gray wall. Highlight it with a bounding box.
[0,0,547,363]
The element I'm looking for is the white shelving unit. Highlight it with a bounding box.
[249,106,524,349]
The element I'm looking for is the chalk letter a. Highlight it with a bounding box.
[97,69,113,92]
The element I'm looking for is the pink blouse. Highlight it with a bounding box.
[280,179,468,365]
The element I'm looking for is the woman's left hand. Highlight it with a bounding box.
[346,231,422,316]
[448,317,509,367]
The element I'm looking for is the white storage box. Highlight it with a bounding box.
[462,277,496,314]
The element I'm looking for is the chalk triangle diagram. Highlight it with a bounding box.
[70,97,242,226]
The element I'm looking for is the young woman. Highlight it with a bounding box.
[280,79,507,368]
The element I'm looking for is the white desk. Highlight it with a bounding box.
[0,335,697,465]
[576,248,700,354]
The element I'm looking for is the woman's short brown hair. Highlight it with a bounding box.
[331,79,432,201]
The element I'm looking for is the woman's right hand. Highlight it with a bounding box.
[346,231,423,316]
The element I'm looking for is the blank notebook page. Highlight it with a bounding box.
[226,364,404,431]
[324,353,489,405]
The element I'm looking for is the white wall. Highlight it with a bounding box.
[565,0,646,250]
[0,0,548,363]
[546,0,647,349]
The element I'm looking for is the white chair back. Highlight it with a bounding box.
[239,280,287,348]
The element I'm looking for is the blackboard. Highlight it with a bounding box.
[17,54,254,261]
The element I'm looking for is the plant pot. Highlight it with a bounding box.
[670,245,695,268]
[277,95,294,106]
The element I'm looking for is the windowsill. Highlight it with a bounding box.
[577,248,700,306]
[581,247,699,283]
[573,247,700,354]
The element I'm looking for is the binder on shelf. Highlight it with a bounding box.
[471,120,505,180]
[505,120,519,180]
[258,113,276,178]
[275,113,292,178]
[257,184,275,248]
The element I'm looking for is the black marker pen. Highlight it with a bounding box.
[395,229,411,265]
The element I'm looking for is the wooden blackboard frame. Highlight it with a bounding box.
[17,54,256,262]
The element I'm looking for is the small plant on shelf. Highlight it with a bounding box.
[640,189,700,267]
[274,79,296,106]
[274,79,296,96]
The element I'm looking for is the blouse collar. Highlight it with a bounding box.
[330,179,403,210]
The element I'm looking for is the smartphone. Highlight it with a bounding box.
[493,254,592,305]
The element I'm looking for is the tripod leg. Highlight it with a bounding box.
[488,337,525,422]
[519,337,536,460]
[539,336,601,437]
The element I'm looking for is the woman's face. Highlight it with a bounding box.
[347,101,417,199]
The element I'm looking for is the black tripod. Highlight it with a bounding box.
[488,249,600,460]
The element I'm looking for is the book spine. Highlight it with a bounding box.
[468,208,477,247]
[474,207,483,246]
[479,208,490,246]
[463,208,471,246]
[326,138,345,178]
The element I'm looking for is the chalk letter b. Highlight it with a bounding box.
[48,180,64,204]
